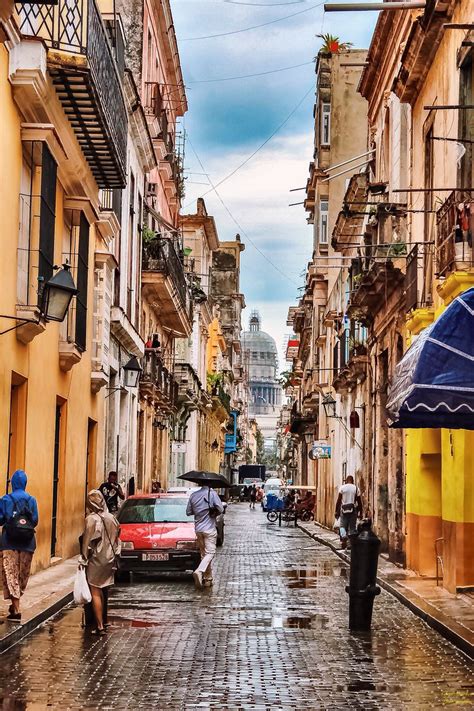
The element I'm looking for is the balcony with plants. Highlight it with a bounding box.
[141,228,193,337]
[346,208,407,325]
[14,0,127,187]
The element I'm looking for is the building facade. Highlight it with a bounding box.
[284,0,474,585]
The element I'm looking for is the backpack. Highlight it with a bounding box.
[4,495,35,545]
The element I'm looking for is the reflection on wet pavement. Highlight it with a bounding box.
[0,504,472,710]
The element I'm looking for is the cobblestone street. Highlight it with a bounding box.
[0,505,472,710]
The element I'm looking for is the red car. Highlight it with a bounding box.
[117,494,200,576]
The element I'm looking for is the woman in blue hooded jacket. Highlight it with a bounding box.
[0,470,38,621]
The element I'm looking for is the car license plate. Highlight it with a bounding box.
[142,552,169,562]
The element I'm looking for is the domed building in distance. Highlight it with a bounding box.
[242,311,282,453]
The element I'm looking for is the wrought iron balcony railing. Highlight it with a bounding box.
[142,237,191,317]
[15,0,127,187]
[141,350,178,407]
[436,190,474,277]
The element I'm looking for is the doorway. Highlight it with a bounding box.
[7,374,27,494]
[51,401,65,558]
[85,419,97,512]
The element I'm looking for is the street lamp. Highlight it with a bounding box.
[122,356,142,388]
[322,393,337,418]
[41,264,78,322]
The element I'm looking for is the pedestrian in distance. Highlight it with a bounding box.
[79,490,121,636]
[186,486,224,589]
[249,485,257,509]
[256,486,264,507]
[99,471,125,514]
[335,475,362,550]
[0,470,38,622]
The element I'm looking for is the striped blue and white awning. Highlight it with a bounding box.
[387,287,474,429]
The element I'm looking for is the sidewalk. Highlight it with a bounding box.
[0,556,77,653]
[298,520,474,659]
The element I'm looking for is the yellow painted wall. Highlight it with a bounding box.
[0,45,105,573]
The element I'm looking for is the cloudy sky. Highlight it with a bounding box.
[171,0,376,367]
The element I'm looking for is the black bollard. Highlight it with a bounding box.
[345,519,381,631]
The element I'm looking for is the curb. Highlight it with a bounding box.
[0,590,73,654]
[298,523,474,660]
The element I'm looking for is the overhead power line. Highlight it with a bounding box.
[187,60,314,83]
[224,1,307,6]
[180,2,324,40]
[186,139,301,287]
[183,84,314,206]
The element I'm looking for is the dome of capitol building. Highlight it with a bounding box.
[241,311,282,416]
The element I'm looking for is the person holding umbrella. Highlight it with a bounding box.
[181,471,227,589]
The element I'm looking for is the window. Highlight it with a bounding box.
[459,51,474,189]
[319,200,329,245]
[75,212,90,351]
[321,103,331,145]
[18,142,57,306]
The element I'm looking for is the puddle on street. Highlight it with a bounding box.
[249,613,328,629]
[278,562,346,588]
[107,615,162,628]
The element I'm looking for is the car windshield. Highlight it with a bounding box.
[118,497,189,523]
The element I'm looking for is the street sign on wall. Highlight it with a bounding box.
[172,442,187,453]
[310,441,331,459]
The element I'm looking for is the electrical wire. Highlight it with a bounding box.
[187,60,314,83]
[183,84,314,206]
[180,2,324,40]
[187,138,302,287]
[224,1,307,6]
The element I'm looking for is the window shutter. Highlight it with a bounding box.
[75,212,90,351]
[38,144,57,293]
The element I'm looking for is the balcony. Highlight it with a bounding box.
[333,323,369,393]
[142,238,193,336]
[436,191,474,277]
[15,0,127,187]
[174,362,202,411]
[347,249,405,325]
[140,350,178,411]
[143,82,170,160]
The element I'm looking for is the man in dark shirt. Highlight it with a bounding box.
[99,471,125,513]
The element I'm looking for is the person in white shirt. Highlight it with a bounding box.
[335,476,362,549]
[186,486,224,588]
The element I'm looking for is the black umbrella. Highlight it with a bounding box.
[178,470,231,488]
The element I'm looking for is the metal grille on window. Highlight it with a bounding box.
[38,144,57,300]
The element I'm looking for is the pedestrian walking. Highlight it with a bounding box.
[186,486,224,589]
[256,486,264,507]
[0,470,38,622]
[249,485,257,509]
[79,490,121,635]
[335,475,362,549]
[99,471,125,513]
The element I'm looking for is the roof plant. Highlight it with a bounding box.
[317,34,353,54]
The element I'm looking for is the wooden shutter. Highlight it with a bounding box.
[38,144,57,292]
[75,212,89,351]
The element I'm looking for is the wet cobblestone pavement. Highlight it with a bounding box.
[0,504,473,709]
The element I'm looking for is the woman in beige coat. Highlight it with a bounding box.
[80,490,121,635]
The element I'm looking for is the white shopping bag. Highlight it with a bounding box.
[73,565,92,605]
[333,517,340,532]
